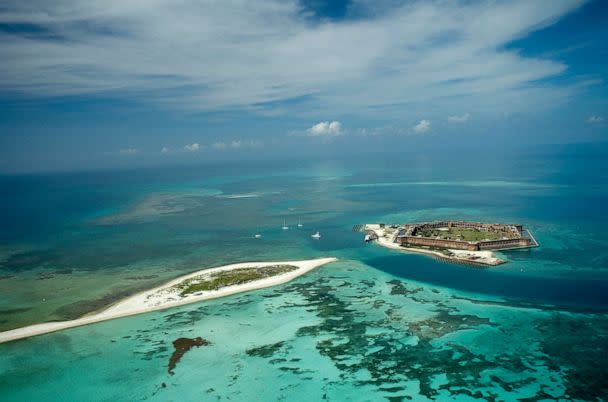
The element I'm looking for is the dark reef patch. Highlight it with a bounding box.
[387,280,423,296]
[386,280,440,305]
[0,251,45,272]
[168,337,210,375]
[277,277,550,401]
[535,314,608,401]
[0,307,32,315]
[52,268,73,275]
[407,309,494,340]
[124,275,159,280]
[246,341,285,358]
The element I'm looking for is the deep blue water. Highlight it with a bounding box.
[366,254,608,311]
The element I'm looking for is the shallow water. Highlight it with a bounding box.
[1,261,606,401]
[1,147,607,400]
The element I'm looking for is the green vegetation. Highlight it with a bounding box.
[176,264,298,296]
[419,227,513,242]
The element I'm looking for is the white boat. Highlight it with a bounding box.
[282,219,289,230]
[311,231,321,239]
[364,234,371,242]
[297,217,303,227]
[254,234,262,238]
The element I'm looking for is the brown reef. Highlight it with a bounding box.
[168,336,210,375]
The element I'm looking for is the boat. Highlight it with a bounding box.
[311,231,321,239]
[297,217,303,227]
[282,219,289,230]
[364,234,372,242]
[254,233,262,238]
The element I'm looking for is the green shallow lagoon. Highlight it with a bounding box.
[1,149,608,400]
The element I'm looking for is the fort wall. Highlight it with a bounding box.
[477,238,532,250]
[399,236,479,251]
[397,221,536,251]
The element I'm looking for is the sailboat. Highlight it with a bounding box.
[297,217,303,227]
[282,219,289,230]
[311,231,321,239]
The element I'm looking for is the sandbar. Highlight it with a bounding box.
[0,257,337,344]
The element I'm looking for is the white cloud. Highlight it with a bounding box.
[448,113,471,123]
[0,1,586,117]
[161,146,169,153]
[587,116,604,123]
[119,148,139,155]
[307,121,343,137]
[184,143,200,151]
[413,120,431,133]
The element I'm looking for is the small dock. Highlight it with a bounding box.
[525,229,540,248]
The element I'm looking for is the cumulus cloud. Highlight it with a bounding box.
[587,116,604,123]
[413,120,431,133]
[0,1,586,116]
[184,143,200,151]
[119,148,139,155]
[307,121,343,137]
[448,113,471,123]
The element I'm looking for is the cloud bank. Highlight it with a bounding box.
[0,0,587,117]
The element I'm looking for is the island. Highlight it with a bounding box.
[363,221,538,266]
[0,257,337,344]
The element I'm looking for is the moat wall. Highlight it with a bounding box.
[399,236,479,251]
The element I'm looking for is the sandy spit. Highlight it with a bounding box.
[0,257,337,344]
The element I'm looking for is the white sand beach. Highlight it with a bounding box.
[0,257,337,344]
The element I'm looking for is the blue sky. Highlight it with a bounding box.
[0,0,606,172]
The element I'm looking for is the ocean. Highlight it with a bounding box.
[1,144,607,401]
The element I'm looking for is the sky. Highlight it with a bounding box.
[0,0,606,173]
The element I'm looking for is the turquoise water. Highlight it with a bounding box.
[1,146,607,400]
